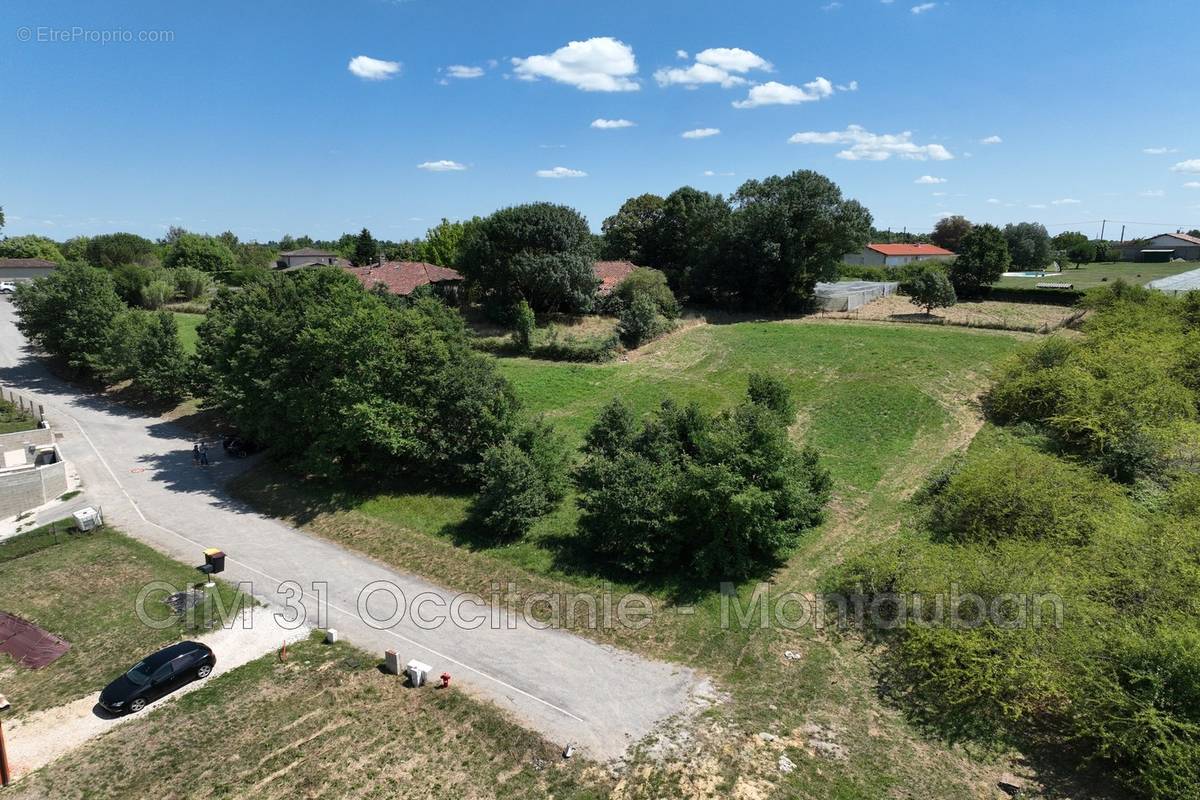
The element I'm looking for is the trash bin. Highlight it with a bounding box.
[406,659,432,687]
[72,507,103,532]
[203,548,226,574]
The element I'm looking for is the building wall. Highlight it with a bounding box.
[0,267,55,281]
[280,255,337,269]
[842,248,887,266]
[0,427,52,451]
[0,458,65,519]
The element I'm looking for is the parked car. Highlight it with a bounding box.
[221,434,259,458]
[98,641,216,714]
[0,281,16,294]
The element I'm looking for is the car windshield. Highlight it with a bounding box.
[125,660,153,686]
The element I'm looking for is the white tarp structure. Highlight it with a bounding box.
[1146,267,1200,296]
[813,280,900,312]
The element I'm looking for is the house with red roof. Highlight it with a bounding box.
[843,243,955,268]
[344,259,465,301]
[593,260,638,294]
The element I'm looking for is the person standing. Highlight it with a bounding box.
[199,442,209,466]
[192,443,201,466]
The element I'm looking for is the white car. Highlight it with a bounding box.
[0,281,16,294]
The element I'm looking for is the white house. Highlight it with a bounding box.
[843,243,955,268]
[1112,232,1200,263]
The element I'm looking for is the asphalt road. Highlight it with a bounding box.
[0,299,699,761]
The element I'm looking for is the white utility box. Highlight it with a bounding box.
[406,659,432,687]
[384,649,401,675]
[73,507,103,532]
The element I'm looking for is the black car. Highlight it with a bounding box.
[98,641,216,714]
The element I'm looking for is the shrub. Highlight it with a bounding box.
[511,300,535,353]
[472,442,552,540]
[949,223,1010,299]
[575,377,831,580]
[173,267,212,300]
[901,264,957,315]
[133,311,191,401]
[617,292,668,348]
[163,233,236,275]
[926,443,1119,545]
[837,264,892,282]
[140,278,174,309]
[614,267,679,319]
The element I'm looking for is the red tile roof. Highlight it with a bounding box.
[593,260,638,294]
[0,258,57,269]
[867,243,955,257]
[344,261,464,296]
[1164,232,1200,246]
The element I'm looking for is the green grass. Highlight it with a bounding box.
[172,311,204,354]
[0,525,247,716]
[0,397,38,433]
[995,260,1192,290]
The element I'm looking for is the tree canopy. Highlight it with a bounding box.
[1003,222,1053,269]
[0,235,65,263]
[601,193,665,264]
[84,232,159,269]
[195,269,520,482]
[930,215,973,253]
[949,223,1010,298]
[163,233,236,274]
[457,202,599,316]
[12,262,125,373]
[351,228,378,267]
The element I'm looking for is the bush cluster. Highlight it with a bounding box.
[574,375,831,581]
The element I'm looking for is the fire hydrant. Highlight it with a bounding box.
[440,672,452,689]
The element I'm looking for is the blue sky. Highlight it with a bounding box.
[3,0,1199,243]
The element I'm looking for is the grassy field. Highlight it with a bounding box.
[0,397,37,433]
[172,311,204,354]
[0,525,245,716]
[11,635,611,800]
[231,319,1037,798]
[994,259,1191,290]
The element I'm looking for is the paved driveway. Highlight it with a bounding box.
[0,300,699,761]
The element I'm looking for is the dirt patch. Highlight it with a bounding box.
[813,295,1080,333]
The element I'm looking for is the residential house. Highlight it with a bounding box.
[843,243,955,268]
[277,248,344,270]
[593,260,638,294]
[344,259,465,302]
[0,258,57,281]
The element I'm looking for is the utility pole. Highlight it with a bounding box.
[1099,219,1106,241]
[1119,225,1125,244]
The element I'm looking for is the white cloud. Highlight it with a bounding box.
[788,124,954,161]
[986,198,1000,204]
[348,55,401,80]
[1184,181,1200,189]
[655,47,771,88]
[1143,147,1177,155]
[535,166,588,178]
[591,118,636,129]
[445,65,484,79]
[1051,198,1081,205]
[703,169,735,176]
[980,135,1003,144]
[1170,159,1200,174]
[675,49,689,60]
[822,1,843,10]
[911,3,936,14]
[1027,204,1047,209]
[512,37,639,92]
[835,80,859,92]
[417,160,467,172]
[1140,189,1165,197]
[682,127,721,139]
[931,191,947,196]
[914,175,946,184]
[733,78,834,108]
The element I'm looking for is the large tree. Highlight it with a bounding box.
[422,217,480,267]
[195,269,520,482]
[163,233,236,275]
[12,262,125,373]
[1051,230,1089,253]
[1003,222,1053,269]
[351,228,378,267]
[0,235,65,263]
[457,202,599,316]
[949,223,1010,298]
[930,215,973,253]
[647,187,730,296]
[601,193,664,264]
[902,264,958,315]
[85,232,159,269]
[717,170,872,310]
